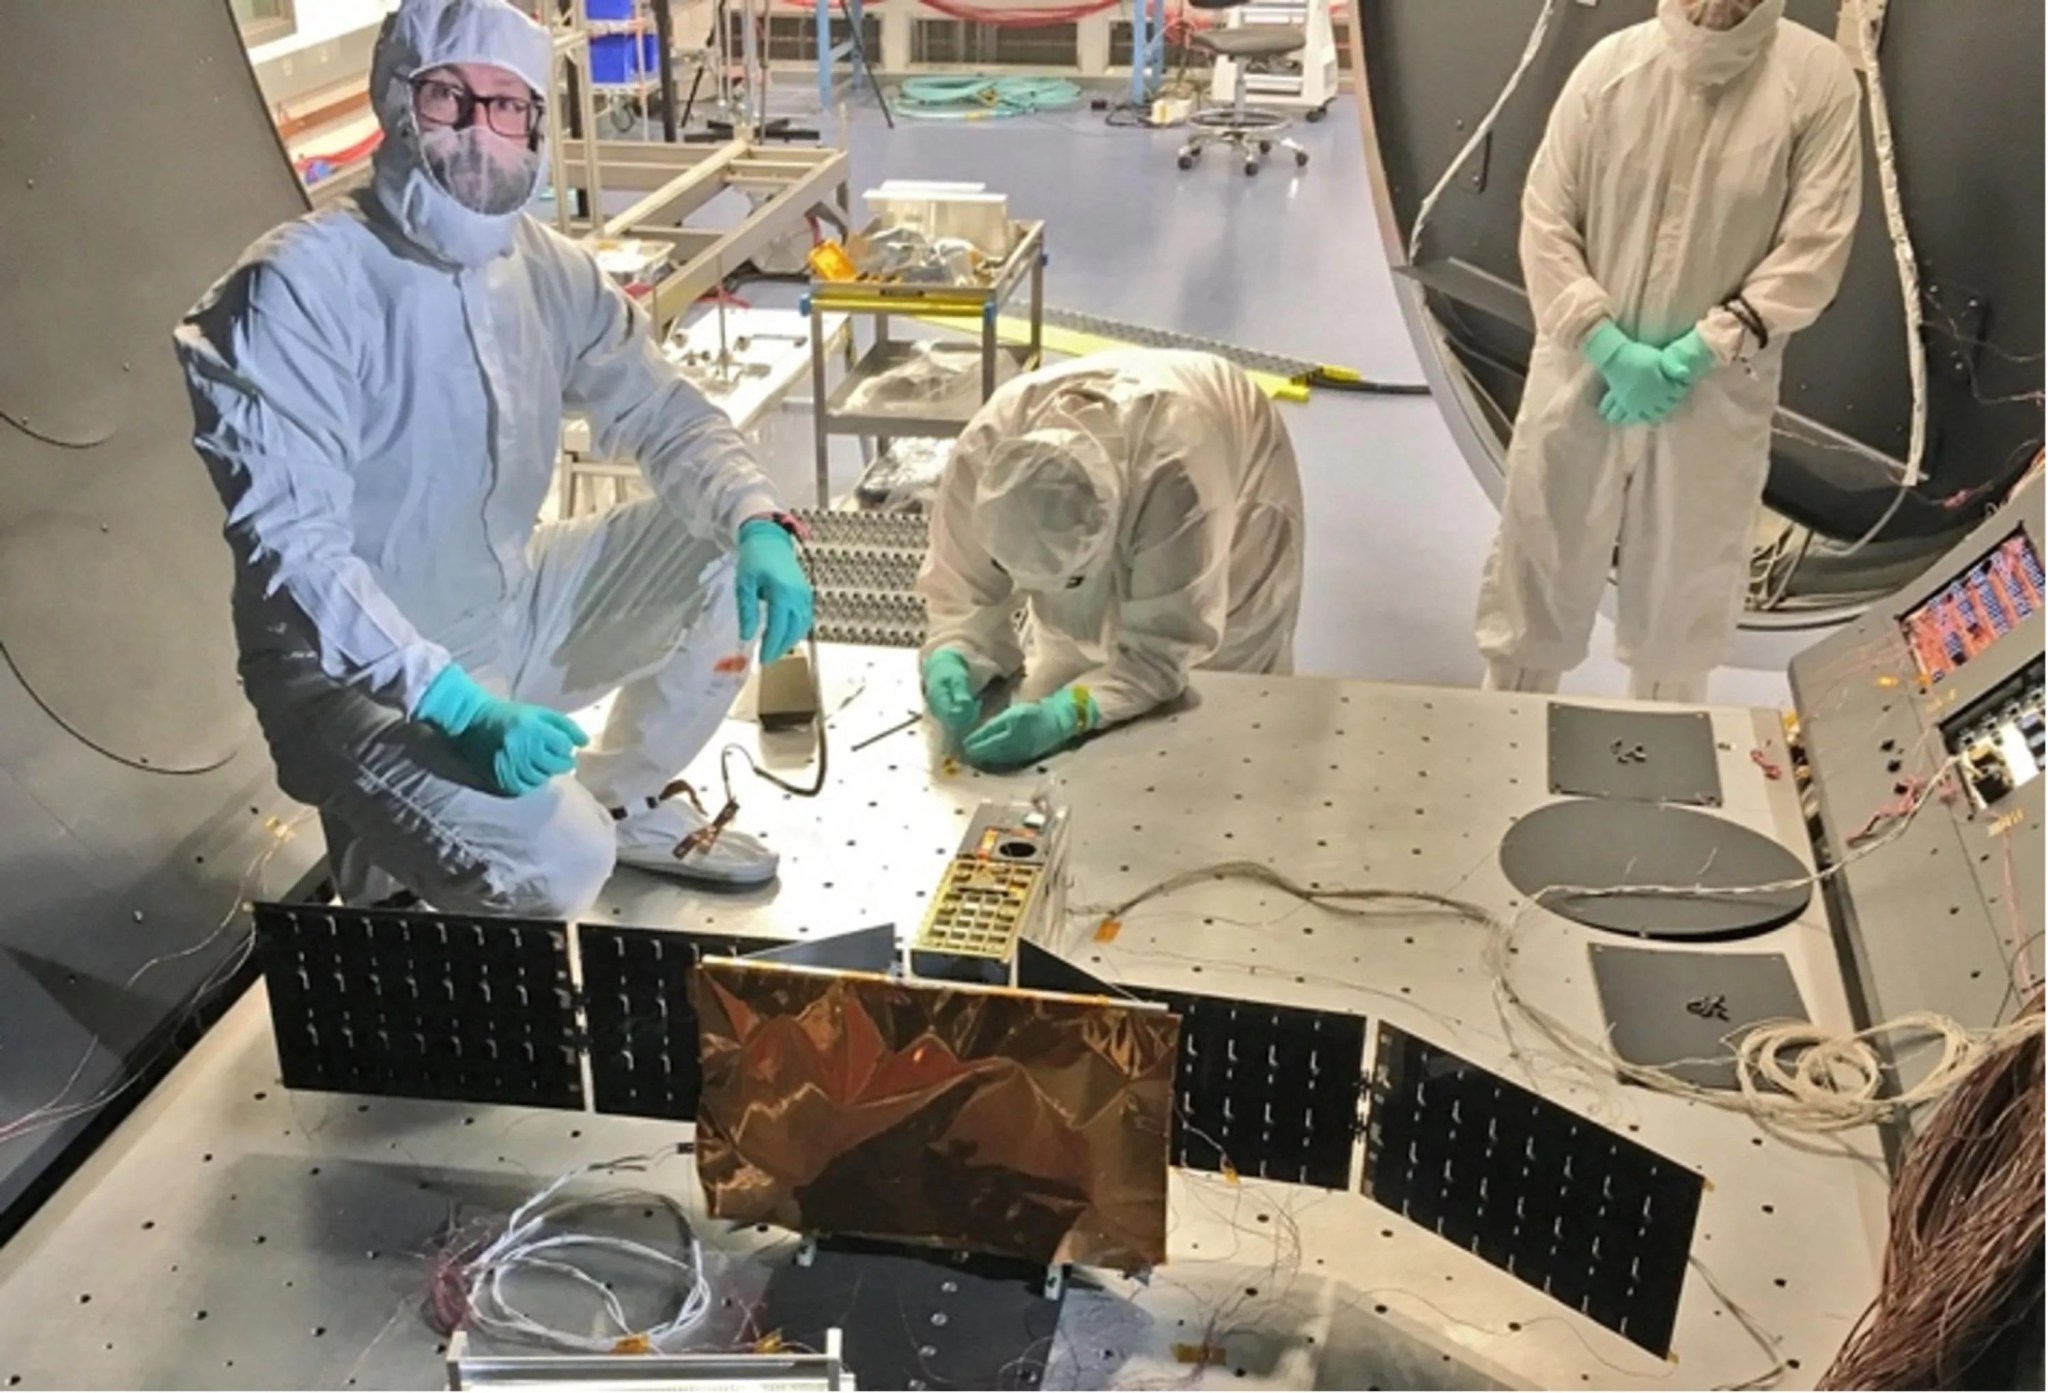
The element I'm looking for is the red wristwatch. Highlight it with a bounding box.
[753,510,811,543]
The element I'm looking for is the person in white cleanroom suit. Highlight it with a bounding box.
[1473,0,1862,703]
[917,350,1303,768]
[174,0,813,916]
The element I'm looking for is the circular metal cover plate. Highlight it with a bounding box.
[1499,798,1812,941]
[0,512,250,771]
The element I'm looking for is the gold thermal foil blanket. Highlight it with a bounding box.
[692,960,1177,1270]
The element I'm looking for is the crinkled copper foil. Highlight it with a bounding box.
[692,960,1176,1271]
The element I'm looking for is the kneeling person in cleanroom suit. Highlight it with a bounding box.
[173,0,812,916]
[916,350,1304,768]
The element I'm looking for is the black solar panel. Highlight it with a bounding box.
[579,923,781,1121]
[1138,989,1367,1190]
[254,903,582,1110]
[1363,1025,1704,1356]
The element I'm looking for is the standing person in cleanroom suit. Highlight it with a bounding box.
[174,0,813,916]
[917,350,1304,768]
[1473,0,1862,703]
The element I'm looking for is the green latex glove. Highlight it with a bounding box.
[962,689,1098,769]
[1658,328,1721,389]
[921,649,981,737]
[735,518,814,664]
[1586,321,1686,426]
[413,664,589,798]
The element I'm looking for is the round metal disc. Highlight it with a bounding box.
[0,512,250,772]
[1499,798,1812,941]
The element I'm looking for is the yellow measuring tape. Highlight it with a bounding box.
[908,313,1313,403]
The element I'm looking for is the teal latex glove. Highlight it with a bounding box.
[1586,321,1686,426]
[412,664,589,798]
[736,518,814,664]
[921,649,981,737]
[1658,328,1721,389]
[962,689,1098,769]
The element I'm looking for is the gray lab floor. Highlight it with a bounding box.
[707,93,1808,707]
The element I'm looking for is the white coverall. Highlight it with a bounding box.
[174,0,779,915]
[1473,0,1862,701]
[918,350,1304,727]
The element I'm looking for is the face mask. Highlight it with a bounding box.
[418,124,539,216]
[1681,0,1762,30]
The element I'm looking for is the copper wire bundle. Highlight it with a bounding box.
[1821,995,2046,1389]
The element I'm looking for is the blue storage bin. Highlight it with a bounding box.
[584,0,635,18]
[590,32,660,83]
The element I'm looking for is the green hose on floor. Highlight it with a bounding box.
[894,75,1085,120]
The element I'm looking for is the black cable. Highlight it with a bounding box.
[834,0,894,128]
[1302,368,1432,397]
[679,60,706,130]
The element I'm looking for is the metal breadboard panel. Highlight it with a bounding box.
[253,904,583,1110]
[761,1240,1064,1391]
[1363,1024,1704,1357]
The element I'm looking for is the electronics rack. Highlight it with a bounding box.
[1789,471,2046,1086]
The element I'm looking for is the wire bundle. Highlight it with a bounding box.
[1074,760,2042,1140]
[1820,999,2045,1389]
[431,1148,715,1354]
[1485,756,2047,1133]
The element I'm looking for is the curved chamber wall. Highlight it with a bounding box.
[1353,0,2044,606]
[0,0,324,1230]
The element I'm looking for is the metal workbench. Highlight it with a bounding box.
[806,223,1047,505]
[0,653,1887,1390]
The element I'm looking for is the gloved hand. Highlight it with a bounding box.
[962,689,1098,769]
[736,518,814,665]
[413,664,589,798]
[921,649,981,737]
[1586,321,1687,426]
[1657,327,1721,389]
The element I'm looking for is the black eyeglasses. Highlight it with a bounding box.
[410,75,546,140]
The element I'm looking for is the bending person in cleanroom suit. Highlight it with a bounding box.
[174,0,813,916]
[917,350,1304,769]
[1473,0,1861,703]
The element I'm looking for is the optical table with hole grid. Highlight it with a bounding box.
[0,652,1888,1391]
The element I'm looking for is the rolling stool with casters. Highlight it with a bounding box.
[1177,0,1310,176]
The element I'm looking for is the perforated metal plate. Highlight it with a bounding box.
[1547,704,1721,806]
[578,922,780,1121]
[794,509,933,648]
[254,903,583,1110]
[1138,989,1367,1189]
[1364,1026,1704,1356]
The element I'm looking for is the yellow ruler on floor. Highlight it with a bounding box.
[909,314,1312,403]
